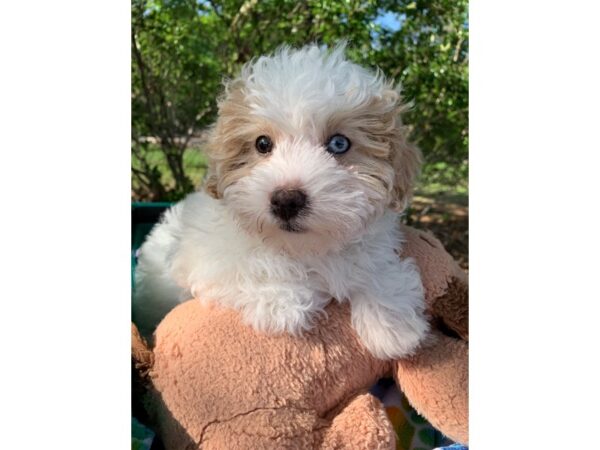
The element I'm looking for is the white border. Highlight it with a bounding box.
[471,1,600,448]
[0,1,131,448]
[1,1,600,448]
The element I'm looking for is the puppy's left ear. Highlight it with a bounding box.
[386,90,422,212]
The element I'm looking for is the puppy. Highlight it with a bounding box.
[133,44,429,359]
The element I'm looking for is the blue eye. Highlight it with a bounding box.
[326,134,351,154]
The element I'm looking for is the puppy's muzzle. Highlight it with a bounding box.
[270,188,308,222]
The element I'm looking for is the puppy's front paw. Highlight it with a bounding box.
[241,286,329,336]
[351,297,429,360]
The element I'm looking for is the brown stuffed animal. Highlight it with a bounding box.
[132,226,468,449]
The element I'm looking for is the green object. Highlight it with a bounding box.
[132,202,172,249]
[131,202,172,290]
[132,204,171,450]
[132,417,154,450]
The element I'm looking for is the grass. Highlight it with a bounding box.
[417,160,468,197]
[132,144,209,197]
[182,147,209,186]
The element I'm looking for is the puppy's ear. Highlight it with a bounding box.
[386,90,422,212]
[203,161,221,199]
[201,128,222,199]
[389,130,421,212]
[201,80,248,200]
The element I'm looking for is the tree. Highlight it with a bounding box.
[132,0,222,200]
[132,0,468,200]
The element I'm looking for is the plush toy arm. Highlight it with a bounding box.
[132,323,154,422]
[132,323,153,377]
[400,226,468,340]
[395,331,468,444]
[397,226,468,444]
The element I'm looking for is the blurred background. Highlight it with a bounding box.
[131,0,468,269]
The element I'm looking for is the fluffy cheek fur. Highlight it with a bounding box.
[222,139,386,254]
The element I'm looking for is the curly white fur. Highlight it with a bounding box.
[133,43,429,360]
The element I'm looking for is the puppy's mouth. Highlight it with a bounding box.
[278,221,306,233]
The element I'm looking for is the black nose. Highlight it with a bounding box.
[270,189,308,221]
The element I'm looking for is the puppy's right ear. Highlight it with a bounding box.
[203,164,221,199]
[201,79,249,199]
[201,126,222,199]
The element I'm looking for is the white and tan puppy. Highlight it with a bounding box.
[133,44,429,359]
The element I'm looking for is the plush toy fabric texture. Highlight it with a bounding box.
[146,300,393,449]
[132,225,468,449]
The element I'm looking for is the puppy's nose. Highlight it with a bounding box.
[270,189,308,221]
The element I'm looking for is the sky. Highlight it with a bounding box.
[374,11,404,32]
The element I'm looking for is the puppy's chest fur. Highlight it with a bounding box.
[169,192,407,331]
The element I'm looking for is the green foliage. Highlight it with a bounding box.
[132,0,468,201]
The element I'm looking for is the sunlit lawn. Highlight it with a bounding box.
[132,145,209,195]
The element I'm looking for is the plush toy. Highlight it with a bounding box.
[131,225,468,449]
